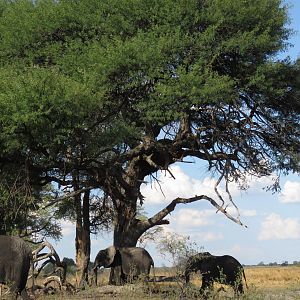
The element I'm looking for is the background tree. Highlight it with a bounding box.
[47,182,113,285]
[0,163,61,239]
[0,0,299,283]
[157,233,200,267]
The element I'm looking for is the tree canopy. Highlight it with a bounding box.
[0,0,299,248]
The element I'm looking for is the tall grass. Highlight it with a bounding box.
[245,265,300,289]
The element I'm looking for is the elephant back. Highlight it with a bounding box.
[119,247,153,276]
[0,235,31,266]
[217,255,244,273]
[0,235,32,291]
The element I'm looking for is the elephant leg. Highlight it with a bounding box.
[233,281,244,296]
[229,273,244,295]
[20,289,31,300]
[238,283,244,294]
[200,276,213,299]
[109,268,117,285]
[110,266,123,286]
[120,272,128,284]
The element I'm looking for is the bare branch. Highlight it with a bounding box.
[214,172,225,206]
[144,154,162,170]
[148,174,166,199]
[32,240,66,284]
[146,195,246,228]
[32,244,47,259]
[166,168,176,179]
[43,276,62,290]
[42,186,95,209]
[225,178,241,220]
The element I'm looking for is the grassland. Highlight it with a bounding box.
[23,265,300,299]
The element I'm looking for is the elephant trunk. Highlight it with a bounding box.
[151,260,156,282]
[184,269,191,284]
[93,267,98,286]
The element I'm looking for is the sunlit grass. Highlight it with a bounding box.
[32,265,300,299]
[245,265,300,289]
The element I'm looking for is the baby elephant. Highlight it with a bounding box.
[184,252,247,297]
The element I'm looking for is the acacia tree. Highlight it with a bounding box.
[0,0,299,279]
[77,0,299,246]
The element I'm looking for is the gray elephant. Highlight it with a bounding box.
[184,252,247,297]
[0,235,32,299]
[93,246,154,285]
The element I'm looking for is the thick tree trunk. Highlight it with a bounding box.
[75,190,91,288]
[109,196,141,284]
[113,204,140,247]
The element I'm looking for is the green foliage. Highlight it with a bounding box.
[0,0,293,123]
[0,0,298,247]
[0,0,297,170]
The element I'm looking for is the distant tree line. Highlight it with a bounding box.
[257,261,300,266]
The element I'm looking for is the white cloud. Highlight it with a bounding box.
[192,232,224,242]
[141,165,236,205]
[279,181,300,203]
[159,226,223,243]
[141,166,278,207]
[249,175,276,189]
[61,220,75,236]
[169,208,215,228]
[158,207,224,243]
[241,209,257,217]
[258,213,300,240]
[228,173,277,195]
[154,208,223,242]
[215,244,263,263]
[226,207,257,217]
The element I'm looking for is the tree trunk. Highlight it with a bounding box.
[75,189,91,288]
[113,205,140,247]
[109,196,141,284]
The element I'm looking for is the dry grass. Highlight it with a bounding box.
[25,265,300,299]
[183,265,300,299]
[186,265,300,290]
[245,265,300,290]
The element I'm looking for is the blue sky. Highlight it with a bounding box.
[51,1,300,267]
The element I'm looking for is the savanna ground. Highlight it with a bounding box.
[24,265,300,300]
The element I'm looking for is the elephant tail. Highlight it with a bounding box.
[151,258,156,282]
[242,269,248,289]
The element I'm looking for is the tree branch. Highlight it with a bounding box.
[32,240,66,284]
[146,195,246,228]
[42,186,95,209]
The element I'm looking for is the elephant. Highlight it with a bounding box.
[93,246,154,285]
[184,252,247,297]
[0,235,32,299]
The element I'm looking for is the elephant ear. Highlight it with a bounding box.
[103,246,117,267]
[119,247,137,275]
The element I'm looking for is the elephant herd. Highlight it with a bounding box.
[92,246,247,297]
[0,235,247,299]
